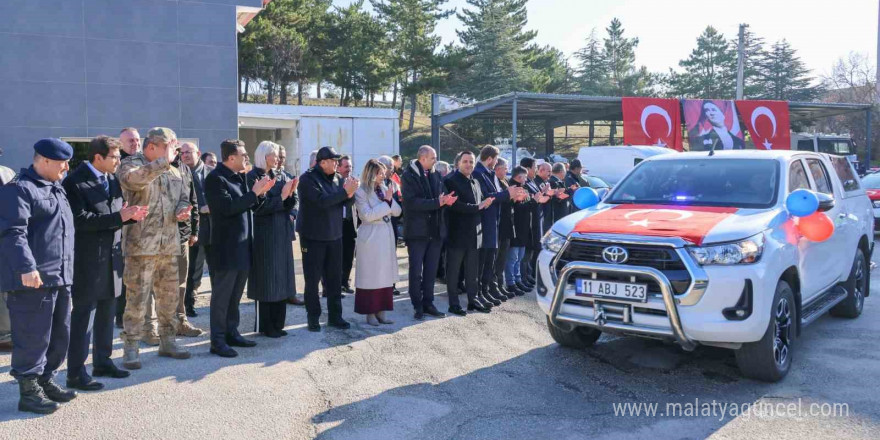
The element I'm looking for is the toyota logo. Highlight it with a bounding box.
[602,246,629,264]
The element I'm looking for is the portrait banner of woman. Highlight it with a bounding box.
[683,99,746,151]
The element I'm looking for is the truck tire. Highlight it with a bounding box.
[735,281,795,382]
[830,249,866,319]
[546,317,601,349]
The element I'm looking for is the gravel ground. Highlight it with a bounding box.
[1,244,878,440]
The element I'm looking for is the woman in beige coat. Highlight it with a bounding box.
[354,159,402,326]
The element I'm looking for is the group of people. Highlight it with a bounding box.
[0,129,591,415]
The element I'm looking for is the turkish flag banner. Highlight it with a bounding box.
[735,100,791,150]
[622,97,683,151]
[572,205,738,246]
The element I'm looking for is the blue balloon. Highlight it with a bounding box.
[574,187,600,209]
[786,189,819,217]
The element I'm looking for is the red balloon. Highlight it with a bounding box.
[797,212,834,242]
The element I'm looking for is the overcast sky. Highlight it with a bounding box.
[333,0,878,78]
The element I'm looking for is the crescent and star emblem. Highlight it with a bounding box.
[623,209,693,228]
[640,105,672,147]
[750,106,778,150]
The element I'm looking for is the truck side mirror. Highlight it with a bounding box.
[816,193,835,212]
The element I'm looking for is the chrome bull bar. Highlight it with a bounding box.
[548,261,697,351]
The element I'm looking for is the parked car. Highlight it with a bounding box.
[537,150,872,382]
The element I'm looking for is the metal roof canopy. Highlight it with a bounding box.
[430,92,874,166]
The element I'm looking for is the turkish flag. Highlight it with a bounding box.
[735,100,791,150]
[572,205,738,246]
[622,97,683,151]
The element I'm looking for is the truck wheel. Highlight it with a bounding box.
[546,317,601,349]
[830,249,866,319]
[735,281,795,382]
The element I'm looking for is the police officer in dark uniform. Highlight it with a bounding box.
[296,147,358,332]
[0,139,77,414]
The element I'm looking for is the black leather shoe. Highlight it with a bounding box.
[17,378,59,414]
[525,277,537,285]
[393,286,401,296]
[38,377,77,402]
[226,335,257,348]
[516,282,532,292]
[210,345,238,358]
[66,376,104,391]
[479,291,500,307]
[488,287,508,303]
[414,311,425,321]
[424,305,445,318]
[307,317,321,332]
[328,318,351,329]
[503,286,518,299]
[279,330,289,336]
[92,366,130,379]
[467,302,491,313]
[448,306,467,316]
[261,330,284,338]
[342,284,354,294]
[185,307,198,318]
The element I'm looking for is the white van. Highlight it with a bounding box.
[576,145,677,185]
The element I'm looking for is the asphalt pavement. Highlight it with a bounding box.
[1,244,879,440]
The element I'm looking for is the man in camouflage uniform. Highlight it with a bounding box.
[117,127,192,368]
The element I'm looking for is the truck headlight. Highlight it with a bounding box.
[541,230,567,253]
[689,233,764,265]
[872,200,880,209]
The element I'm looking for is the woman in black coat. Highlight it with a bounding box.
[246,141,298,338]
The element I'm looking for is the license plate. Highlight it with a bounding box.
[575,279,647,302]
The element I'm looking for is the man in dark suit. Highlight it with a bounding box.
[296,147,358,332]
[63,136,148,390]
[180,142,210,318]
[519,157,549,290]
[534,162,555,234]
[443,151,495,316]
[401,146,456,321]
[338,155,356,295]
[549,163,573,223]
[204,139,274,358]
[473,146,525,306]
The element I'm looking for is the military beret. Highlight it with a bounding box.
[33,138,73,161]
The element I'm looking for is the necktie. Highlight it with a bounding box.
[99,175,109,194]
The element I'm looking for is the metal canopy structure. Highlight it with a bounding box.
[430,92,874,165]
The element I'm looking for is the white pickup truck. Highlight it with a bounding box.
[537,150,873,381]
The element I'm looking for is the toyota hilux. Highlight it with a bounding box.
[537,150,873,381]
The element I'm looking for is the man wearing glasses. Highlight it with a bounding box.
[117,128,194,369]
[63,136,148,391]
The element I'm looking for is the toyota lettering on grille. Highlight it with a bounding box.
[602,246,629,264]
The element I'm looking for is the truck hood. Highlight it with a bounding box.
[552,203,785,247]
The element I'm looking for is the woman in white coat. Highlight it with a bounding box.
[354,159,402,326]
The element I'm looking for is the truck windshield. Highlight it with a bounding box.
[818,139,854,155]
[607,159,779,208]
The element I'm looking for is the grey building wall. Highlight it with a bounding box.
[0,0,262,168]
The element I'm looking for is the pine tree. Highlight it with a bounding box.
[602,18,648,96]
[456,0,536,100]
[573,29,607,95]
[758,39,821,101]
[372,0,452,126]
[669,26,737,98]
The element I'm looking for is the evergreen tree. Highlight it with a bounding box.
[525,44,573,94]
[602,18,648,96]
[456,0,536,100]
[668,26,737,98]
[573,29,607,95]
[327,1,392,106]
[758,39,821,101]
[372,0,453,126]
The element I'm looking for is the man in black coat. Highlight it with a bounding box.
[338,155,356,295]
[63,136,147,390]
[296,147,358,332]
[519,157,549,289]
[443,151,495,316]
[401,146,456,320]
[181,142,211,317]
[549,163,574,223]
[204,139,274,358]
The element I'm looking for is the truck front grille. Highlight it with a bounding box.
[555,240,692,295]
